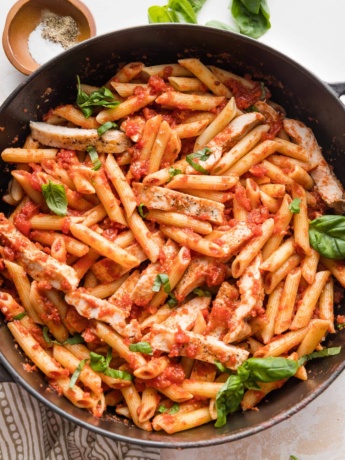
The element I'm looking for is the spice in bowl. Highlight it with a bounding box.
[28,9,80,65]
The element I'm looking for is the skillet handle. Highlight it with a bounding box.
[327,82,345,98]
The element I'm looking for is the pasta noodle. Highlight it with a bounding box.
[0,58,343,435]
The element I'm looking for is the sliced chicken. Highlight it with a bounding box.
[133,183,225,224]
[30,121,132,154]
[223,254,264,343]
[284,118,345,212]
[65,289,141,338]
[0,214,78,292]
[149,324,249,370]
[161,296,211,330]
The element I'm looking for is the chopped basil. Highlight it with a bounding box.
[289,198,301,214]
[69,359,87,388]
[298,347,341,367]
[168,166,182,179]
[309,215,345,260]
[104,368,133,381]
[76,76,120,118]
[214,361,227,373]
[42,326,52,344]
[87,146,102,171]
[41,181,67,217]
[89,349,133,381]
[167,293,178,307]
[193,287,211,297]
[158,403,180,414]
[152,274,171,293]
[97,121,118,136]
[138,203,148,218]
[13,312,27,320]
[129,342,153,354]
[185,147,212,174]
[64,334,85,345]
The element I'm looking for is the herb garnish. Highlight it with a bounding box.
[193,288,211,297]
[158,403,180,414]
[152,274,172,293]
[13,312,27,320]
[86,146,102,171]
[97,121,118,136]
[289,198,301,214]
[309,215,345,260]
[76,76,120,118]
[41,181,67,217]
[138,203,149,218]
[186,147,212,174]
[129,342,153,354]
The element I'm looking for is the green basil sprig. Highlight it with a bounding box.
[129,342,153,354]
[231,0,271,39]
[309,215,345,260]
[41,181,68,217]
[186,147,212,174]
[148,0,203,23]
[289,198,301,214]
[158,403,180,414]
[76,76,120,118]
[215,349,341,427]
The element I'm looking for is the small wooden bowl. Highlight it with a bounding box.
[2,0,96,75]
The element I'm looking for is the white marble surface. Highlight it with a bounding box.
[1,1,345,459]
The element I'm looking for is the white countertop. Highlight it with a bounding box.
[1,1,345,459]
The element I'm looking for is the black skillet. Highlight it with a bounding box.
[0,24,345,448]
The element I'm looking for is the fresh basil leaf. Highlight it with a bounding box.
[186,147,212,174]
[240,357,299,383]
[41,181,68,217]
[168,0,198,23]
[138,203,148,218]
[240,0,262,15]
[148,5,174,23]
[309,215,345,260]
[215,375,244,427]
[205,20,239,32]
[298,347,341,367]
[42,326,52,344]
[64,334,85,345]
[86,146,102,171]
[13,312,27,320]
[168,403,180,414]
[193,288,211,297]
[104,368,133,381]
[167,293,178,307]
[231,0,271,39]
[289,198,301,214]
[76,77,120,118]
[214,360,227,373]
[152,274,171,293]
[168,167,182,179]
[89,348,112,373]
[129,342,153,354]
[69,359,87,388]
[186,0,207,13]
[97,121,118,136]
[290,456,299,460]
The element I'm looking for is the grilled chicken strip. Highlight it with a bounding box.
[30,121,132,154]
[0,214,78,292]
[284,118,345,212]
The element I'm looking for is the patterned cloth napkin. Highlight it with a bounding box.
[0,380,161,460]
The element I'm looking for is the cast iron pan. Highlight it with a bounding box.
[0,24,345,448]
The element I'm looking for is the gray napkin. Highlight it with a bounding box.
[0,382,160,460]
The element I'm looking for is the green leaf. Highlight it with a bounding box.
[215,375,244,427]
[168,0,198,23]
[193,288,211,297]
[97,121,118,136]
[186,147,212,174]
[290,456,299,460]
[231,0,271,39]
[87,146,102,171]
[89,349,112,373]
[167,293,178,307]
[205,20,239,33]
[138,203,148,218]
[76,76,120,118]
[69,359,87,388]
[148,5,174,23]
[42,326,52,344]
[41,181,67,217]
[186,0,207,13]
[240,357,299,383]
[152,274,171,293]
[214,360,228,373]
[168,167,182,179]
[309,215,345,260]
[13,312,27,320]
[298,347,341,367]
[129,342,153,354]
[240,0,261,14]
[104,367,133,381]
[64,334,85,345]
[289,198,301,214]
[158,403,180,414]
